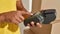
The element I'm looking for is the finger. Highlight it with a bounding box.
[31,21,35,26]
[27,24,33,29]
[19,15,25,20]
[25,24,30,29]
[36,23,42,28]
[15,15,22,23]
[11,18,19,24]
[16,13,25,20]
[27,24,30,27]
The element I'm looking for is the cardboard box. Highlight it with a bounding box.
[24,0,60,34]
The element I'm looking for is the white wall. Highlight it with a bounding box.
[22,0,32,12]
[20,0,32,34]
[22,0,29,11]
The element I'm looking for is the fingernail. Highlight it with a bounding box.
[31,13,33,15]
[37,23,40,25]
[37,23,42,28]
[25,26,30,29]
[31,21,34,25]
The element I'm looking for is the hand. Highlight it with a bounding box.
[0,10,32,24]
[27,22,42,34]
[27,21,42,28]
[0,14,5,23]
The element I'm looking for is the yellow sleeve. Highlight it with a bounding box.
[0,0,16,13]
[0,0,21,34]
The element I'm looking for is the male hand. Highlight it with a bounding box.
[27,22,42,34]
[0,11,32,24]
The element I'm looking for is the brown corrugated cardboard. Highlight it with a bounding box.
[31,0,42,14]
